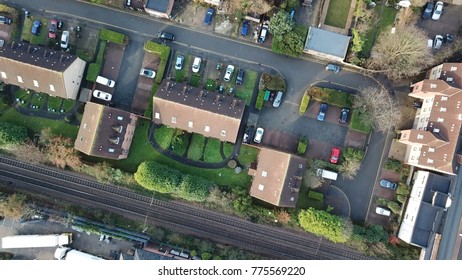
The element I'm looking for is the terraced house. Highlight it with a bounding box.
[398,63,462,175]
[152,80,245,143]
[0,41,86,100]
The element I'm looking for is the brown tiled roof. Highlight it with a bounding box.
[0,41,86,99]
[428,63,462,88]
[249,148,306,208]
[75,102,138,160]
[152,80,244,143]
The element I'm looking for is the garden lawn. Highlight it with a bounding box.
[112,119,252,187]
[0,108,79,138]
[205,78,217,91]
[171,130,189,157]
[237,145,259,167]
[296,183,324,210]
[190,74,202,87]
[21,17,48,46]
[14,89,30,104]
[308,87,354,108]
[30,93,47,109]
[204,138,222,163]
[62,99,76,112]
[324,0,352,29]
[235,70,257,105]
[187,134,205,161]
[153,125,175,149]
[349,110,372,133]
[223,143,234,158]
[361,6,398,57]
[47,96,63,111]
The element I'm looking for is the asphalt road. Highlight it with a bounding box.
[2,0,386,223]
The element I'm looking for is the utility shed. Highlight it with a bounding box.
[303,27,351,62]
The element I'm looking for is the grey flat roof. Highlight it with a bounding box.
[145,0,170,13]
[304,27,351,59]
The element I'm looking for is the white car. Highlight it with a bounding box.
[60,31,69,49]
[140,68,156,78]
[375,207,391,217]
[93,90,112,101]
[96,76,115,88]
[433,35,443,49]
[254,127,264,144]
[432,1,443,20]
[192,57,201,73]
[224,65,234,82]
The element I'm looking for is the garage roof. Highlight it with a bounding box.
[304,27,351,60]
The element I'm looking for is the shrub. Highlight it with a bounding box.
[308,191,323,201]
[297,136,308,156]
[260,73,286,92]
[99,29,126,44]
[396,183,410,196]
[255,90,265,110]
[384,158,402,173]
[387,201,401,214]
[342,147,365,162]
[397,194,407,205]
[299,94,310,115]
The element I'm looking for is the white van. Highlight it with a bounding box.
[316,169,338,180]
[96,76,115,88]
[273,91,283,108]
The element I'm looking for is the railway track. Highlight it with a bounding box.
[0,156,372,260]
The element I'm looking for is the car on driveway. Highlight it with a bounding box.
[48,19,57,39]
[175,55,184,70]
[433,35,443,49]
[0,15,12,25]
[140,68,156,78]
[192,57,202,73]
[204,8,215,25]
[224,65,234,82]
[243,126,254,144]
[432,1,444,20]
[60,31,69,49]
[273,91,283,108]
[422,2,434,19]
[375,207,391,217]
[254,127,264,143]
[379,179,397,190]
[325,63,340,73]
[317,103,327,121]
[339,108,349,124]
[236,68,245,85]
[330,147,340,164]
[31,20,41,36]
[241,20,250,36]
[93,90,112,101]
[158,31,175,41]
[257,22,269,43]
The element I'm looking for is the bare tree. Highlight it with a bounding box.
[303,169,323,189]
[367,25,433,81]
[45,136,82,169]
[339,158,362,180]
[354,87,402,133]
[0,193,29,220]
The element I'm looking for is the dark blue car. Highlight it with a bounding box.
[422,2,434,19]
[31,20,41,36]
[241,20,250,36]
[204,8,215,25]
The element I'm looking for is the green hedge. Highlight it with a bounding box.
[144,41,171,84]
[255,89,265,110]
[307,86,353,108]
[144,83,159,118]
[99,29,126,45]
[387,201,401,215]
[86,63,101,82]
[384,158,402,173]
[308,191,324,201]
[299,94,310,115]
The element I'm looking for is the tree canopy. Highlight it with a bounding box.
[298,207,352,243]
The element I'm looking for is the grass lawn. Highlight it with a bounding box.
[190,74,202,87]
[112,120,252,187]
[360,6,398,57]
[350,110,372,133]
[324,0,352,29]
[14,89,30,103]
[29,93,47,109]
[47,96,63,111]
[21,17,48,46]
[237,145,259,167]
[223,143,234,158]
[187,134,205,161]
[0,108,79,138]
[203,138,223,163]
[205,78,217,91]
[308,87,354,108]
[153,125,175,149]
[296,184,324,210]
[61,99,76,112]
[235,70,257,105]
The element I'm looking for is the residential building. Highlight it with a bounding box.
[303,27,351,62]
[75,102,138,160]
[398,63,462,175]
[248,148,306,208]
[144,0,174,19]
[152,80,245,143]
[398,171,452,259]
[0,41,86,100]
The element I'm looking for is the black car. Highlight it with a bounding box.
[158,31,175,41]
[0,15,12,25]
[243,126,255,144]
[422,2,434,19]
[236,68,245,85]
[339,108,349,124]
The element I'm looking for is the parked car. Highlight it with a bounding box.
[57,20,63,30]
[192,57,202,73]
[0,15,12,25]
[379,179,397,190]
[339,108,349,124]
[158,31,175,41]
[241,20,250,36]
[140,68,156,78]
[272,91,283,108]
[257,22,269,43]
[375,207,391,217]
[93,90,112,101]
[96,76,115,88]
[243,126,255,144]
[175,55,184,70]
[31,20,41,36]
[330,147,340,164]
[224,65,234,82]
[445,34,454,43]
[317,103,327,121]
[422,1,434,19]
[204,8,215,25]
[254,127,264,144]
[432,1,443,20]
[433,34,443,49]
[60,31,69,49]
[236,68,245,85]
[48,19,57,39]
[325,63,341,73]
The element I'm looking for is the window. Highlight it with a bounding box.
[49,84,55,92]
[427,158,434,164]
[447,77,453,82]
[440,107,447,112]
[154,112,160,119]
[108,148,115,153]
[0,71,6,79]
[171,116,177,124]
[450,66,458,71]
[188,121,193,128]
[429,147,435,152]
[437,117,444,122]
[221,130,226,137]
[258,184,265,191]
[441,96,448,101]
[261,171,267,177]
[204,126,210,132]
[430,83,437,89]
[83,123,87,129]
[290,197,295,202]
[17,76,23,83]
[433,128,440,133]
[33,80,39,87]
[117,116,124,121]
[417,134,424,139]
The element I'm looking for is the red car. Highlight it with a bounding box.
[330,147,340,164]
[48,19,57,39]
